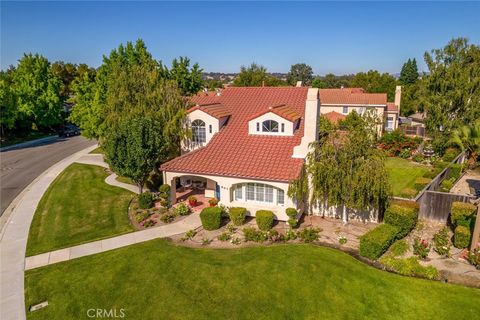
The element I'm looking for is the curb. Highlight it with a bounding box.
[0,135,57,152]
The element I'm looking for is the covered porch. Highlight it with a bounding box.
[169,175,219,211]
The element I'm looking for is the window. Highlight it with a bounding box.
[256,122,260,132]
[281,123,285,133]
[342,106,348,114]
[192,119,206,144]
[209,125,212,133]
[235,183,284,205]
[386,117,394,131]
[235,184,243,200]
[277,189,284,205]
[262,120,279,132]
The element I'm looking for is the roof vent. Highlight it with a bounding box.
[296,81,302,87]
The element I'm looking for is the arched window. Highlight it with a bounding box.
[262,120,279,132]
[192,119,206,144]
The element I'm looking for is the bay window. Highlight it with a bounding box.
[234,183,285,206]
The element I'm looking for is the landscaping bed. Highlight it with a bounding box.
[25,239,480,320]
[128,198,192,229]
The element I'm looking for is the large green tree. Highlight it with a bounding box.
[0,68,18,135]
[232,63,284,87]
[312,73,353,89]
[287,63,313,86]
[448,120,480,165]
[399,58,419,85]
[160,57,203,96]
[421,38,480,133]
[12,54,64,130]
[351,70,397,101]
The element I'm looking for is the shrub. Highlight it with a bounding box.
[242,227,267,242]
[359,224,400,260]
[440,178,455,192]
[442,148,458,162]
[145,173,163,192]
[255,210,274,231]
[399,149,411,159]
[138,192,154,209]
[467,248,480,269]
[134,211,150,223]
[338,236,347,245]
[200,207,222,230]
[379,256,439,280]
[285,229,297,241]
[448,163,463,180]
[389,239,408,257]
[384,201,419,238]
[158,183,170,195]
[218,232,231,242]
[143,219,156,228]
[453,225,471,249]
[201,238,212,245]
[412,154,424,163]
[287,218,298,228]
[414,177,432,191]
[297,227,321,243]
[176,202,191,216]
[399,188,417,199]
[422,169,439,179]
[433,227,451,257]
[286,207,298,219]
[450,202,476,227]
[229,207,247,226]
[181,229,196,241]
[413,238,430,259]
[160,211,176,223]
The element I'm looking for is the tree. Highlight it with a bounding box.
[399,58,419,85]
[0,68,18,135]
[351,70,397,101]
[232,63,284,87]
[448,120,480,164]
[51,61,78,99]
[312,73,353,89]
[291,112,390,223]
[287,63,313,86]
[12,54,64,130]
[104,117,164,193]
[160,57,203,96]
[421,38,480,133]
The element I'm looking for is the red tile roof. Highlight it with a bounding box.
[386,102,399,112]
[161,87,308,182]
[322,111,346,124]
[248,104,301,122]
[319,88,387,105]
[187,103,231,119]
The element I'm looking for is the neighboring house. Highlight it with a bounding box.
[399,112,426,137]
[161,86,401,221]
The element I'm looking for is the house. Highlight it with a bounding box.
[161,86,401,221]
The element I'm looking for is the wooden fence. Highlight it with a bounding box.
[418,191,475,222]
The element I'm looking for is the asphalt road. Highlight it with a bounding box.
[0,136,96,215]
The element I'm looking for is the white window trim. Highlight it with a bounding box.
[234,183,285,206]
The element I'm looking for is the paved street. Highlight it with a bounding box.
[0,136,96,215]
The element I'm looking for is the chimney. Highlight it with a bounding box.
[296,81,302,87]
[395,85,402,113]
[293,88,320,158]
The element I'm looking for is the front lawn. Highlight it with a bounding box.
[26,163,135,256]
[385,157,431,197]
[25,240,479,319]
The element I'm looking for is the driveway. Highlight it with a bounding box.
[0,136,96,215]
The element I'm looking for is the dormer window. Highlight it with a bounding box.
[262,120,279,132]
[192,119,206,144]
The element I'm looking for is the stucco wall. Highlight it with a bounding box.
[165,171,294,221]
[183,110,225,151]
[320,104,385,135]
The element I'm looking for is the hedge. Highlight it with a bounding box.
[450,202,476,227]
[138,192,154,209]
[286,208,298,219]
[200,207,222,230]
[229,207,247,226]
[453,225,471,249]
[448,163,463,180]
[414,177,432,191]
[256,210,274,231]
[384,201,419,238]
[359,224,400,260]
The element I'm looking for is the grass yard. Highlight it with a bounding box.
[25,240,480,320]
[385,157,431,197]
[89,146,103,154]
[26,163,135,256]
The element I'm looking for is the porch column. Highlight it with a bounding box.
[170,177,177,205]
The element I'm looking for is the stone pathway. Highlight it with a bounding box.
[25,213,201,270]
[451,168,480,197]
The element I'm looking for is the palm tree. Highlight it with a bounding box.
[449,120,480,166]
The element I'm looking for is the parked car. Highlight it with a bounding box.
[58,125,80,137]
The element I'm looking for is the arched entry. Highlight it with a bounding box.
[170,175,218,209]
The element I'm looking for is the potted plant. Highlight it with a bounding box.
[188,195,197,207]
[208,198,218,207]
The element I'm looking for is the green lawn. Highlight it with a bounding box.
[25,240,479,320]
[89,146,103,154]
[26,163,135,256]
[385,157,431,197]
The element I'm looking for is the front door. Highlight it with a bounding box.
[215,184,220,200]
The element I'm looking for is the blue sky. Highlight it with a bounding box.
[1,1,479,74]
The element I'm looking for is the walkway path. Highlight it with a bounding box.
[25,213,201,270]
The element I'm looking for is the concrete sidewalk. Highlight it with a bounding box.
[0,144,98,320]
[25,213,201,270]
